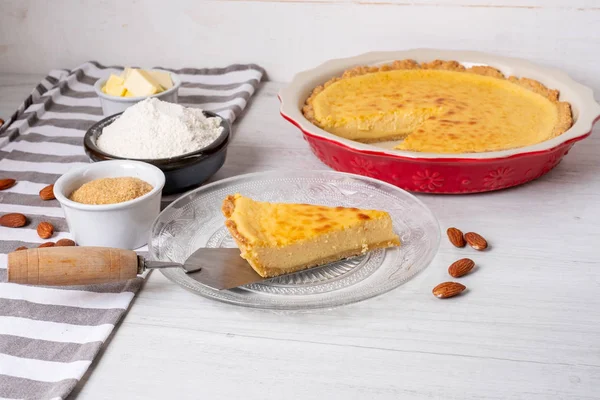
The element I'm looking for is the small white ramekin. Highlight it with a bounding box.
[54,160,166,249]
[93,69,181,116]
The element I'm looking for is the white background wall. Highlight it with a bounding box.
[1,0,599,91]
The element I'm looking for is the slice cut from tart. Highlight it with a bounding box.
[302,59,573,153]
[221,194,400,278]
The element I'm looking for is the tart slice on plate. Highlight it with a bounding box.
[222,194,400,278]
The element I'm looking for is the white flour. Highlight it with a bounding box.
[97,98,224,159]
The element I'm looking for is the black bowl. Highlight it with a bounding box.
[84,111,230,195]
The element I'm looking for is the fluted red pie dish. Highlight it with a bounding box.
[279,50,600,193]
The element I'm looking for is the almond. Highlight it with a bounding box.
[448,258,475,278]
[37,221,54,239]
[38,242,55,248]
[0,178,16,190]
[0,118,4,126]
[39,184,55,201]
[0,213,27,228]
[432,282,466,299]
[15,246,27,251]
[446,227,466,248]
[56,238,76,247]
[465,232,488,251]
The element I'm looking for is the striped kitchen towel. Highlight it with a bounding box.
[0,61,265,399]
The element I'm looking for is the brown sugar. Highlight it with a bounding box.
[69,177,153,205]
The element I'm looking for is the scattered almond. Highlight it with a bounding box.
[0,118,4,126]
[465,232,488,251]
[432,282,466,299]
[446,227,466,248]
[448,258,475,278]
[37,221,54,239]
[15,246,27,251]
[38,242,55,248]
[39,184,55,201]
[0,213,27,228]
[56,238,76,247]
[0,178,16,190]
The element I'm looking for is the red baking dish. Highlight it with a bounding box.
[279,50,600,193]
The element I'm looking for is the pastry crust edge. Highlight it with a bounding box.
[222,194,250,249]
[302,59,573,143]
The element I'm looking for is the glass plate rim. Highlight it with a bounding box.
[148,169,441,310]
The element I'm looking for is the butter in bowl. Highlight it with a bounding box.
[94,67,181,115]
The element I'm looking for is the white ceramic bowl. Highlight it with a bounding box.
[54,160,166,249]
[93,69,181,116]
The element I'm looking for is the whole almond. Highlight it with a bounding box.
[37,221,54,239]
[432,282,466,299]
[56,238,76,247]
[38,242,55,248]
[0,178,16,190]
[15,246,27,251]
[448,258,475,278]
[39,184,55,201]
[0,118,4,126]
[465,232,488,251]
[0,213,27,228]
[446,227,466,248]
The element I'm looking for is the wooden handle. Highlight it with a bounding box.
[8,247,139,286]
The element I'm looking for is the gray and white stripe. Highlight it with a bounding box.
[0,61,264,399]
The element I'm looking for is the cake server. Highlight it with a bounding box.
[7,247,264,290]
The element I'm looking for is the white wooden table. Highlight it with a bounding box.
[2,75,599,400]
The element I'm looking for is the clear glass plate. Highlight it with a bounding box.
[148,170,440,310]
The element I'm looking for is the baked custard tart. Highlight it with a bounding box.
[222,194,400,278]
[302,59,573,154]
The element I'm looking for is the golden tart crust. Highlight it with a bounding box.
[302,59,573,154]
[222,194,400,278]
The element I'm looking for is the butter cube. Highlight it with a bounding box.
[148,70,173,90]
[104,74,127,97]
[123,90,135,97]
[120,67,134,80]
[124,69,162,97]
